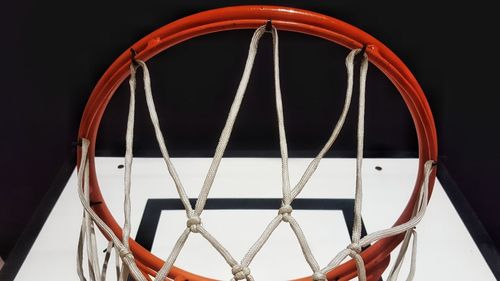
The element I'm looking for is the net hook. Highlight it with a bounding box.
[130,48,138,67]
[265,20,273,33]
[359,44,367,57]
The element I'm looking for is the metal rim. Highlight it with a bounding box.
[78,5,438,280]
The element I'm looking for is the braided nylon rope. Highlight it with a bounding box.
[77,24,435,281]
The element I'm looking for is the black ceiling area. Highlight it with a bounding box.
[1,0,499,279]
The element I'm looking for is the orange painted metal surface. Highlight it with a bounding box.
[78,5,438,281]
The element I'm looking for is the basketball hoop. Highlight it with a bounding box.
[77,5,438,281]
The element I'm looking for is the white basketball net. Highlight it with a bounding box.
[77,24,435,281]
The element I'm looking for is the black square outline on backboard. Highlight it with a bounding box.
[135,198,368,252]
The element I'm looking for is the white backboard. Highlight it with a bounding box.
[14,158,496,280]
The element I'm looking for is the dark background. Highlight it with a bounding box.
[1,0,499,276]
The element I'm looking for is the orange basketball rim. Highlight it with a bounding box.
[77,5,438,281]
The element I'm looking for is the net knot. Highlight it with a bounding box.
[312,271,326,281]
[231,265,251,280]
[278,204,293,222]
[118,248,133,259]
[186,215,202,233]
[347,242,362,253]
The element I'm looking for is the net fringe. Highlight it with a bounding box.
[77,24,436,281]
